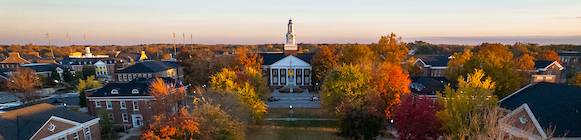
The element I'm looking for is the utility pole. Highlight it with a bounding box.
[190,33,193,45]
[172,32,177,59]
[46,32,55,57]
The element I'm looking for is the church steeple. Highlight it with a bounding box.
[284,18,298,54]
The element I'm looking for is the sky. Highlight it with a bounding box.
[1,0,581,45]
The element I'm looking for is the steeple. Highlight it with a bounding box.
[284,18,298,54]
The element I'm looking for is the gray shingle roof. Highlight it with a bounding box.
[416,55,450,67]
[260,52,313,65]
[534,60,555,69]
[0,103,97,140]
[499,83,581,137]
[90,77,179,97]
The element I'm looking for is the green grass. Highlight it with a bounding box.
[246,126,344,140]
[267,108,335,118]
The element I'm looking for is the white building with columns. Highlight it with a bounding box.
[261,19,312,88]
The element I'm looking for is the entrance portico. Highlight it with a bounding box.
[268,55,311,87]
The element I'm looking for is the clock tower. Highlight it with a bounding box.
[284,19,298,55]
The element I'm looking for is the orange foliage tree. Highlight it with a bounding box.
[235,47,262,71]
[311,46,339,85]
[149,78,186,115]
[142,107,199,140]
[373,63,411,118]
[515,53,535,70]
[7,67,41,102]
[537,50,560,62]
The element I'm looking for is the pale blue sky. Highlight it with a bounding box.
[1,0,580,45]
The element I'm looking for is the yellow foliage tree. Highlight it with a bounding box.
[437,69,498,138]
[7,67,41,102]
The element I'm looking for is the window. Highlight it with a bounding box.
[84,127,92,140]
[120,101,126,109]
[132,89,139,94]
[58,136,67,140]
[133,101,139,111]
[72,132,79,140]
[111,89,119,94]
[108,113,114,121]
[95,101,101,108]
[122,113,129,122]
[106,101,112,110]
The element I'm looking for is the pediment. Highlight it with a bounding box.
[270,55,310,67]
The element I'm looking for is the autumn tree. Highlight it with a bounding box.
[514,53,535,70]
[373,62,411,118]
[464,43,526,97]
[191,102,245,140]
[209,68,268,122]
[570,72,581,86]
[445,49,473,81]
[234,47,262,70]
[394,95,442,140]
[311,46,339,86]
[76,76,102,107]
[7,67,41,102]
[340,44,374,66]
[149,78,186,115]
[371,33,409,63]
[142,107,199,139]
[182,48,214,86]
[536,50,560,62]
[437,69,498,138]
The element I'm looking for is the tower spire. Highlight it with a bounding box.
[284,18,298,54]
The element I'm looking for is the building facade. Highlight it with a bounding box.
[86,78,182,128]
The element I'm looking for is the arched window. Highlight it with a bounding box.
[111,89,119,94]
[132,89,139,94]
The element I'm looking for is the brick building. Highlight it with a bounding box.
[0,103,101,140]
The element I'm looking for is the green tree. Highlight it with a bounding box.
[321,64,370,115]
[436,69,498,138]
[192,102,245,140]
[370,33,409,63]
[81,65,96,79]
[96,109,115,139]
[209,67,268,122]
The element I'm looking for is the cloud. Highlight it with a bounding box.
[577,16,581,19]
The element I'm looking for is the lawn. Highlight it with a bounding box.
[246,125,344,140]
[267,108,335,118]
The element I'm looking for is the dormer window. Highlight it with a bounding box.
[132,89,139,94]
[111,89,119,94]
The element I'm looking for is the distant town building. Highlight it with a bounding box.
[499,83,581,139]
[260,19,313,89]
[413,55,451,77]
[0,103,101,140]
[61,47,116,81]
